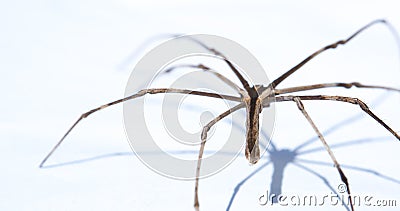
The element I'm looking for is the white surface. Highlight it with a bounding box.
[1,1,400,210]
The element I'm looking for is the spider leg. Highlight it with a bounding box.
[182,36,257,95]
[292,97,355,211]
[275,95,400,140]
[162,63,244,93]
[271,19,400,88]
[275,82,400,95]
[39,88,241,168]
[194,102,245,211]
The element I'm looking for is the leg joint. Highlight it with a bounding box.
[293,97,304,110]
[355,98,369,111]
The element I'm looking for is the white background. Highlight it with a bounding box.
[1,1,400,210]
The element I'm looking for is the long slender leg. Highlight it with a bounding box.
[271,19,399,88]
[274,95,400,140]
[292,97,355,211]
[194,102,245,211]
[183,36,257,95]
[163,63,244,93]
[274,82,400,95]
[39,88,241,168]
[120,34,253,94]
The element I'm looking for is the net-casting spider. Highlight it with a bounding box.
[40,19,400,211]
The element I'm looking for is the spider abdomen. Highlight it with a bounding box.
[244,97,262,164]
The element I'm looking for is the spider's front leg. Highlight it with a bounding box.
[270,19,399,89]
[194,103,245,211]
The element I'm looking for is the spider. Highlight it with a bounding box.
[40,19,400,211]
